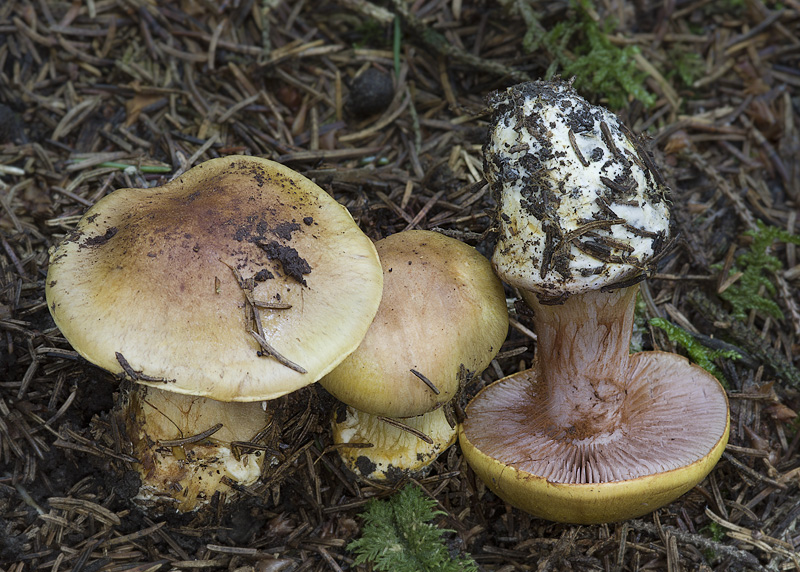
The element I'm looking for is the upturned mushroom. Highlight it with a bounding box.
[320,230,508,480]
[458,81,729,524]
[46,156,384,511]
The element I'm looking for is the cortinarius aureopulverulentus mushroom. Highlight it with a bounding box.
[46,156,383,511]
[458,81,729,524]
[321,230,508,480]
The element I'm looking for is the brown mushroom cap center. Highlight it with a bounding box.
[80,164,315,298]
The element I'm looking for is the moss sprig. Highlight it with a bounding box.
[649,318,740,386]
[511,0,655,108]
[687,289,800,389]
[348,485,478,572]
[717,220,800,320]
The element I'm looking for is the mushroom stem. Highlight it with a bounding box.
[333,406,457,480]
[520,286,638,434]
[121,385,270,512]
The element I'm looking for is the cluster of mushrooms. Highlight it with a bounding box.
[46,80,729,523]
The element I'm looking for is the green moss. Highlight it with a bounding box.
[348,485,478,572]
[649,318,739,386]
[665,48,704,88]
[515,0,655,108]
[699,521,726,563]
[352,19,390,49]
[716,220,800,320]
[630,292,649,353]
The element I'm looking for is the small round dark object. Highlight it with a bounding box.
[354,454,378,477]
[346,68,395,118]
[114,469,143,500]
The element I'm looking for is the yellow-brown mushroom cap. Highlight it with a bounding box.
[46,156,383,401]
[320,230,509,418]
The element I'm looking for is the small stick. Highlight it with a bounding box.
[617,121,667,187]
[410,369,440,395]
[600,175,633,194]
[115,352,170,382]
[623,223,661,239]
[250,305,306,373]
[722,452,787,490]
[230,441,282,459]
[568,128,589,167]
[251,331,307,374]
[331,442,374,450]
[581,231,636,253]
[223,260,305,373]
[1,235,28,278]
[627,519,765,570]
[377,416,434,444]
[555,218,626,255]
[159,423,223,447]
[600,121,621,159]
[253,299,292,309]
[571,238,627,265]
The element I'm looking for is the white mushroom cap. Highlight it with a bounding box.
[484,81,670,299]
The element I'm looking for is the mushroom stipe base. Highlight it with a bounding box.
[333,406,457,481]
[120,385,269,513]
[459,353,730,524]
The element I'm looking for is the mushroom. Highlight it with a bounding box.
[320,230,508,479]
[458,81,729,524]
[46,155,384,511]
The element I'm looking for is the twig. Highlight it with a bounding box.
[115,352,173,383]
[686,290,800,388]
[376,416,434,445]
[722,452,787,490]
[223,260,307,374]
[683,150,757,232]
[411,369,440,395]
[250,331,307,374]
[344,0,530,82]
[775,272,800,336]
[159,423,224,447]
[627,519,765,571]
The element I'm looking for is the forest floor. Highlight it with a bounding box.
[1,0,799,570]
